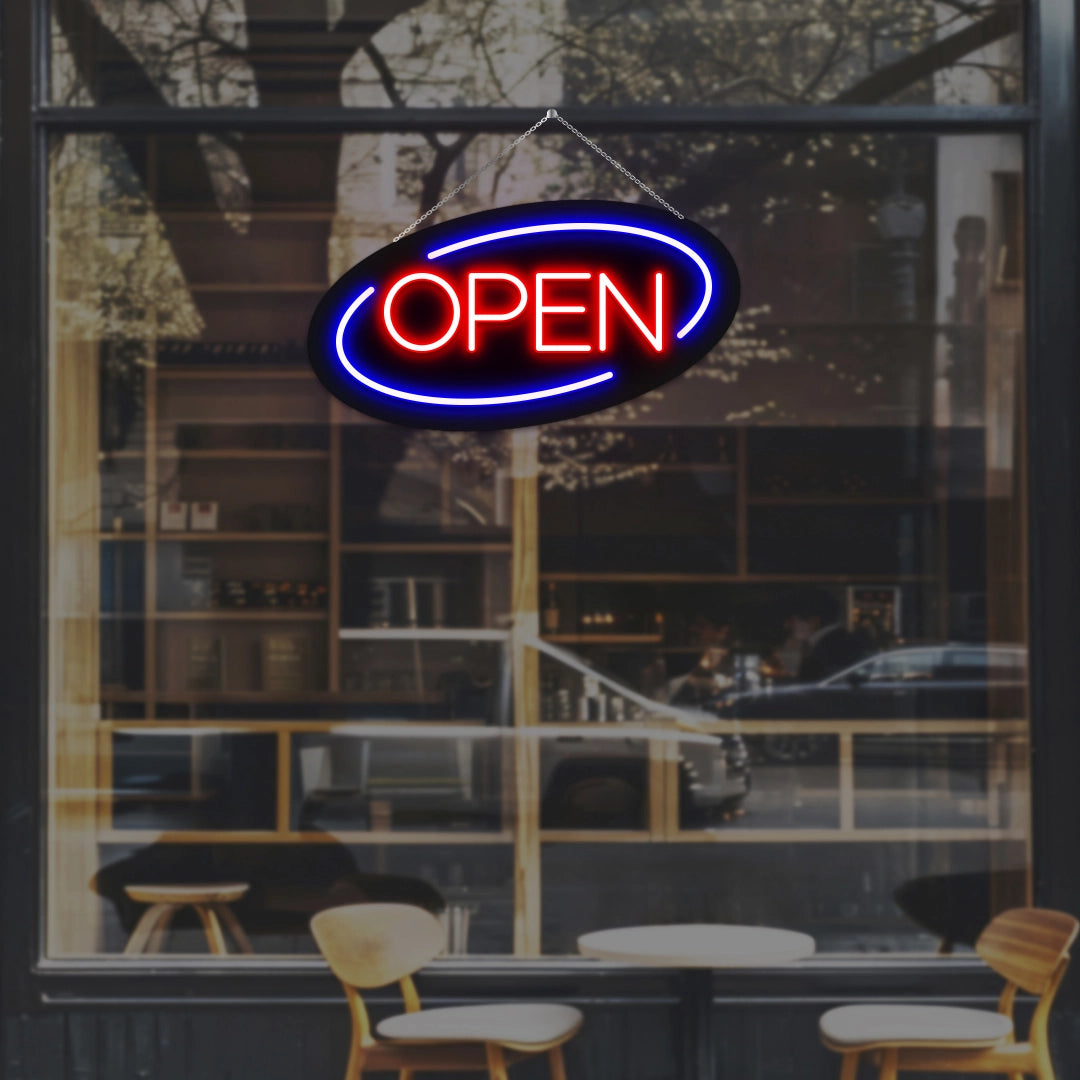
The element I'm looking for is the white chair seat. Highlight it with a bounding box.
[378,1003,582,1047]
[820,1004,1013,1050]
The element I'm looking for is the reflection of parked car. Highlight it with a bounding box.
[540,729,750,830]
[717,644,1027,764]
[721,645,1026,720]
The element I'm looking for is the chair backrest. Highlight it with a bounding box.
[976,907,1079,996]
[311,903,446,989]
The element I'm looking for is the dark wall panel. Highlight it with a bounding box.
[5,998,1040,1080]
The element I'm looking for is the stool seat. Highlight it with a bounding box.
[123,882,253,956]
[125,883,249,905]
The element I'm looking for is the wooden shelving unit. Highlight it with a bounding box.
[82,389,1030,957]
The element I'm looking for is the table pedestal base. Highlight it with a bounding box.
[681,969,715,1080]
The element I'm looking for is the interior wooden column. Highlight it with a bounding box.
[984,270,1030,912]
[984,285,1025,648]
[510,428,541,956]
[47,331,102,955]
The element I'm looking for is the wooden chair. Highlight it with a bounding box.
[311,903,582,1079]
[819,907,1079,1080]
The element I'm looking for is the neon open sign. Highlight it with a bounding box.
[308,200,740,429]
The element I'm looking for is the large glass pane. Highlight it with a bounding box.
[47,127,1028,958]
[51,0,1022,109]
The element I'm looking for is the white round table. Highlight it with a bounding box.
[578,924,815,1079]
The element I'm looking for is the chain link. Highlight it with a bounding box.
[392,109,682,242]
[550,112,684,219]
[392,115,550,242]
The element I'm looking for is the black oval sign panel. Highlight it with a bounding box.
[308,200,740,430]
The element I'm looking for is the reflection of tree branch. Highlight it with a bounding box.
[361,39,411,109]
[361,35,479,211]
[473,0,515,106]
[833,3,1019,103]
[417,133,477,217]
[53,0,171,105]
[667,4,1020,210]
[798,24,846,101]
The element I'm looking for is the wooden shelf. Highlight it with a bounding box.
[338,627,509,642]
[101,717,494,730]
[341,541,511,554]
[156,367,312,380]
[540,572,935,583]
[187,282,326,293]
[541,827,1029,844]
[97,829,513,845]
[748,495,938,506]
[156,449,329,461]
[157,531,329,542]
[542,633,663,645]
[153,609,327,621]
[101,532,328,542]
[99,691,448,707]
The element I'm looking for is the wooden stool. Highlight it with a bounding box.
[123,883,254,956]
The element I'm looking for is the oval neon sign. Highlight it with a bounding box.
[308,200,740,429]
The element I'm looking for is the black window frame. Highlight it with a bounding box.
[2,0,1078,1020]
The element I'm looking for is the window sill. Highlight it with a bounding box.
[33,953,1003,1008]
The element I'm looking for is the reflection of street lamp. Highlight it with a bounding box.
[876,187,926,322]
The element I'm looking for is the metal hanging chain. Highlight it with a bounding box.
[393,107,682,242]
[549,110,684,220]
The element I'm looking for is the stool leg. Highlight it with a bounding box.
[878,1047,899,1080]
[213,903,254,954]
[839,1051,859,1080]
[485,1044,509,1080]
[194,904,228,955]
[124,903,173,955]
[147,904,178,953]
[548,1045,568,1080]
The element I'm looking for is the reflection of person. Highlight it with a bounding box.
[787,589,869,683]
[437,645,496,719]
[665,618,735,705]
[761,615,804,681]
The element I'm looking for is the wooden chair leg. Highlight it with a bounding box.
[1034,1041,1056,1080]
[213,902,254,954]
[194,903,228,955]
[548,1044,567,1080]
[877,1047,898,1080]
[485,1043,510,1080]
[123,903,173,955]
[343,1036,364,1080]
[397,1071,413,1080]
[839,1050,859,1080]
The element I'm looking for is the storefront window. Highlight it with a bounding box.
[47,2,1029,961]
